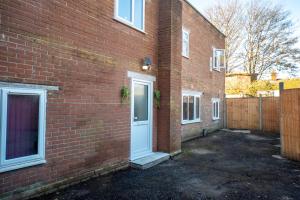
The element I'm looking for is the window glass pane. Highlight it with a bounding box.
[118,0,132,22]
[185,41,189,55]
[219,51,225,67]
[213,102,216,118]
[182,41,186,55]
[196,97,200,119]
[188,96,194,120]
[214,56,218,68]
[183,32,189,41]
[183,96,188,120]
[134,83,148,121]
[215,102,217,117]
[183,41,189,56]
[216,102,219,118]
[134,0,143,29]
[6,95,39,160]
[182,31,189,56]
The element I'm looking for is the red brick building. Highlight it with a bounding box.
[0,0,225,199]
[181,2,225,141]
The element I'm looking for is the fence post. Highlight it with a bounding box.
[259,94,263,131]
[279,82,284,155]
[279,82,284,92]
[224,94,227,128]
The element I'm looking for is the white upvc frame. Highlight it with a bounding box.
[0,87,47,173]
[182,90,203,124]
[212,98,220,120]
[128,71,155,160]
[182,28,190,58]
[114,0,145,32]
[130,79,153,160]
[212,48,226,72]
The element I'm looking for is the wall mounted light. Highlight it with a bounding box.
[142,57,152,71]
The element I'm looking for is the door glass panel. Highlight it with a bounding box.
[188,96,194,120]
[6,94,39,160]
[134,83,148,122]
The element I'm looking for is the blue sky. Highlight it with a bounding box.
[187,0,300,78]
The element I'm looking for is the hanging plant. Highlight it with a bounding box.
[154,90,161,109]
[121,86,130,103]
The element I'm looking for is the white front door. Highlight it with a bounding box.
[131,79,153,160]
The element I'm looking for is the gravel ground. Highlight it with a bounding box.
[32,130,300,200]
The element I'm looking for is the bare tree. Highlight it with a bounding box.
[243,0,300,78]
[206,0,245,73]
[206,0,300,78]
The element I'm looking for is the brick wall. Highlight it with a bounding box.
[0,0,225,198]
[157,0,182,154]
[181,1,226,141]
[0,0,159,198]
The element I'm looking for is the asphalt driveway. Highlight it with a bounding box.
[33,130,300,200]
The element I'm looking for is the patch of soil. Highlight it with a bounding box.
[32,131,300,200]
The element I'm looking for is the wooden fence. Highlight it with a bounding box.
[280,88,300,161]
[226,97,280,133]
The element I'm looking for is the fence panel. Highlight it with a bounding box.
[281,89,300,161]
[262,97,280,132]
[226,97,280,132]
[227,98,260,130]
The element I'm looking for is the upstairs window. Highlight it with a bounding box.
[213,48,225,71]
[0,88,46,173]
[182,28,190,58]
[115,0,145,31]
[182,91,202,124]
[212,98,220,120]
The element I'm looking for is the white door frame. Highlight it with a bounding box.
[128,72,155,161]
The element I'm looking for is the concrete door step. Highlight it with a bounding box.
[131,152,170,170]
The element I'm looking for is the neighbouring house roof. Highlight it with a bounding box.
[226,73,252,77]
[226,73,259,82]
[183,0,226,38]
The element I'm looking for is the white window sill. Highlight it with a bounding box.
[182,55,190,59]
[212,68,221,72]
[0,159,46,173]
[182,120,202,125]
[113,17,146,34]
[212,118,220,121]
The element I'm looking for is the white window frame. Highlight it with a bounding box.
[182,90,202,124]
[212,98,220,120]
[212,48,226,71]
[114,0,145,32]
[182,28,190,58]
[0,87,47,173]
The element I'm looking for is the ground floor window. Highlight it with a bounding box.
[0,88,46,173]
[212,98,220,120]
[182,91,202,124]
